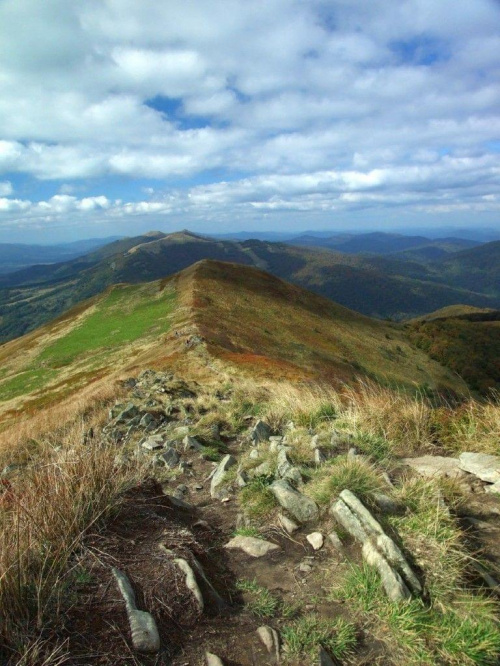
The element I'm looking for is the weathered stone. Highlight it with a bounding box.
[251,420,272,443]
[459,452,500,484]
[402,455,464,479]
[174,558,204,610]
[318,645,339,665]
[210,455,237,497]
[279,514,299,534]
[306,532,324,550]
[332,490,421,600]
[270,479,319,523]
[249,449,260,460]
[183,435,203,451]
[139,412,156,429]
[224,535,280,557]
[347,447,357,458]
[141,436,164,451]
[314,448,327,464]
[159,447,180,468]
[257,625,280,662]
[276,448,302,485]
[236,471,248,487]
[372,492,406,515]
[206,653,224,666]
[115,403,139,424]
[327,531,345,555]
[251,461,272,477]
[485,481,500,495]
[362,539,411,602]
[112,568,160,653]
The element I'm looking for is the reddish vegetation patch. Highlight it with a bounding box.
[217,350,313,381]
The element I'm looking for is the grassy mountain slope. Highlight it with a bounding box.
[2,231,498,343]
[0,260,469,428]
[407,306,500,394]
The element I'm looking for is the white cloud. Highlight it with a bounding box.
[0,181,13,196]
[0,0,500,234]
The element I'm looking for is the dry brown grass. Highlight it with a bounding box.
[0,416,144,662]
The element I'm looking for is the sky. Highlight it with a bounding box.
[0,0,500,243]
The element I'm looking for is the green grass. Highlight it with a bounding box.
[333,564,500,665]
[37,285,176,367]
[306,455,387,506]
[239,476,278,520]
[281,614,357,662]
[0,284,176,402]
[233,526,261,538]
[235,579,280,618]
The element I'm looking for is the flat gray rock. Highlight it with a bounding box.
[459,452,500,484]
[141,436,165,451]
[401,455,464,479]
[224,535,280,557]
[270,479,319,523]
[159,447,180,467]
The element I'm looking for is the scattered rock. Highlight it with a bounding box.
[276,448,302,485]
[141,436,165,451]
[210,454,237,497]
[115,403,139,424]
[159,447,180,467]
[402,455,465,479]
[139,412,157,429]
[306,532,324,550]
[332,489,421,601]
[314,448,327,464]
[459,452,500,484]
[249,449,260,460]
[173,558,204,611]
[279,514,299,534]
[372,492,406,515]
[206,652,225,666]
[236,471,248,487]
[224,535,280,557]
[327,531,345,555]
[257,625,280,662]
[270,479,319,524]
[112,568,160,653]
[347,447,357,458]
[183,435,203,451]
[251,420,272,444]
[318,645,340,665]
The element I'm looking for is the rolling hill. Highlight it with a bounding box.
[1,231,498,343]
[0,260,468,428]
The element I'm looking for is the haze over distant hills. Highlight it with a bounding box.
[1,230,499,343]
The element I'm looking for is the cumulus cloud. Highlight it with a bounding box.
[0,0,500,234]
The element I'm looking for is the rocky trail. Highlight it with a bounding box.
[33,370,500,665]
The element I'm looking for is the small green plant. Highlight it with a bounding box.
[281,614,357,661]
[239,476,277,520]
[235,579,280,618]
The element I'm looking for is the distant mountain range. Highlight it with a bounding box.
[0,230,499,344]
[0,236,122,274]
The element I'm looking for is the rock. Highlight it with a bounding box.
[115,403,139,424]
[236,472,248,487]
[183,435,203,451]
[347,447,357,458]
[459,452,500,484]
[224,535,280,557]
[139,412,157,429]
[299,561,313,573]
[485,481,500,495]
[112,568,160,653]
[276,449,302,485]
[318,645,340,665]
[327,531,345,555]
[279,514,299,534]
[210,454,237,497]
[165,495,193,510]
[141,436,165,451]
[314,448,327,464]
[402,455,465,479]
[257,625,280,661]
[372,492,406,515]
[206,653,224,666]
[269,435,284,444]
[251,420,272,443]
[332,489,421,601]
[251,461,273,477]
[159,447,180,468]
[249,449,260,460]
[270,479,319,523]
[174,558,204,610]
[306,532,324,550]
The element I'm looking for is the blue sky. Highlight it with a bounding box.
[0,0,500,242]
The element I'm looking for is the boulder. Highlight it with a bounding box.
[270,479,319,523]
[159,447,180,468]
[402,455,464,479]
[459,452,500,484]
[306,532,324,550]
[112,568,160,653]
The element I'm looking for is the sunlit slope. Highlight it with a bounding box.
[0,280,177,419]
[184,260,468,393]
